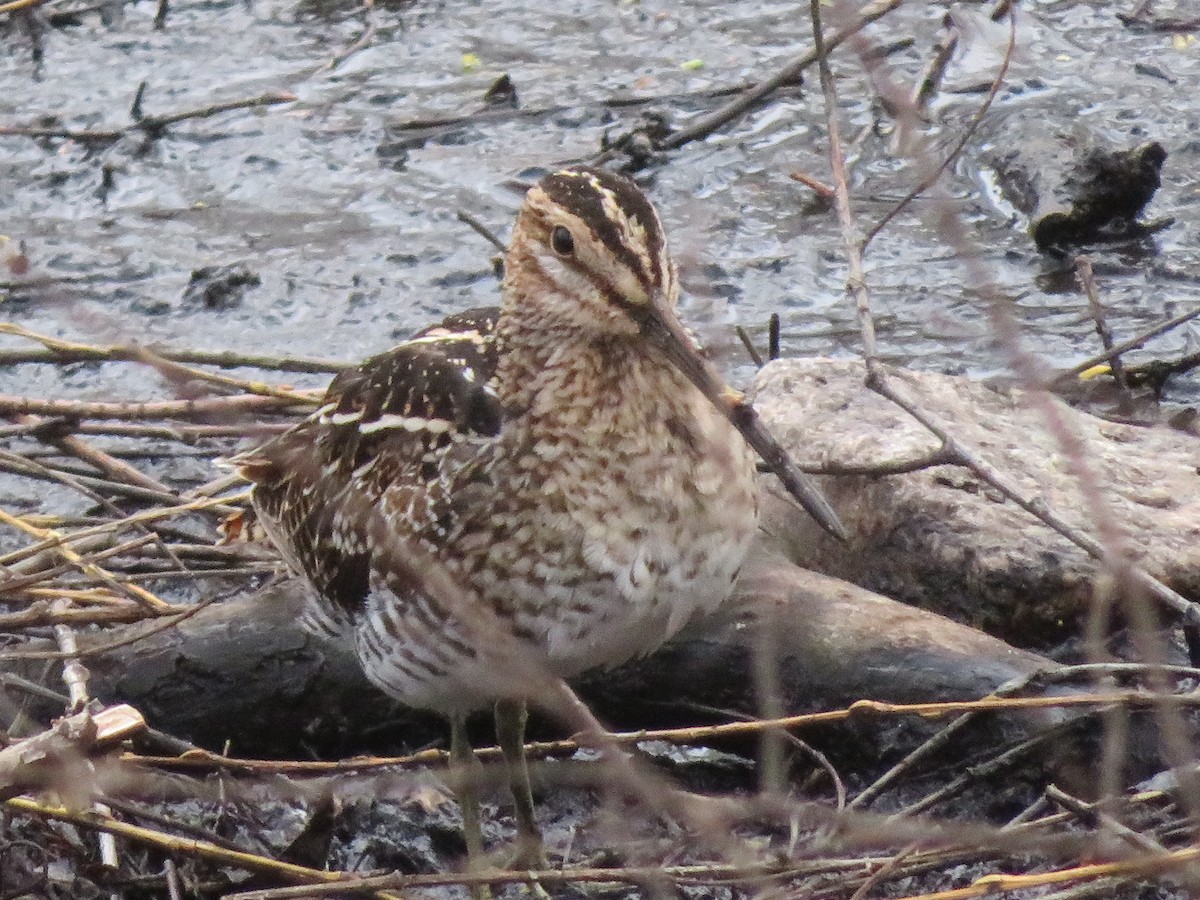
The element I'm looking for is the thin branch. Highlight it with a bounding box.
[0,0,48,14]
[0,91,297,142]
[1050,303,1200,385]
[0,392,312,421]
[1075,256,1131,401]
[0,597,217,660]
[861,4,1015,249]
[5,796,352,888]
[132,690,1200,776]
[0,508,171,612]
[810,0,880,376]
[0,705,144,801]
[658,0,902,151]
[912,14,960,117]
[735,325,765,368]
[455,209,507,253]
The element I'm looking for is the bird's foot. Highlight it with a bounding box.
[504,832,547,872]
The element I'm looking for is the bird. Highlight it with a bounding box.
[236,165,846,871]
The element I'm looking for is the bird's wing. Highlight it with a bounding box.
[238,307,502,625]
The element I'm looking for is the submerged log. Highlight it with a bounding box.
[983,123,1168,253]
[751,358,1200,648]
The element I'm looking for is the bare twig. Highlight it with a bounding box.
[132,690,1200,777]
[1045,785,1169,856]
[52,601,90,711]
[0,597,217,661]
[0,0,48,15]
[1050,303,1200,385]
[899,717,1078,817]
[1075,257,1132,402]
[798,444,956,476]
[0,509,171,612]
[15,414,173,496]
[0,337,347,374]
[0,600,192,631]
[860,5,1015,249]
[0,493,243,568]
[787,171,837,199]
[912,14,960,117]
[850,672,1037,810]
[810,0,879,375]
[455,210,508,253]
[0,705,144,801]
[735,325,765,368]
[0,91,297,142]
[658,0,902,151]
[61,421,294,441]
[5,795,352,888]
[0,392,312,420]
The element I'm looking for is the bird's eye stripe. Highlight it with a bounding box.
[527,245,639,314]
[536,171,666,295]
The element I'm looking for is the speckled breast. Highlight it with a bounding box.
[354,352,761,711]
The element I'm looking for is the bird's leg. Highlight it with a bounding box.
[449,712,486,872]
[494,697,546,869]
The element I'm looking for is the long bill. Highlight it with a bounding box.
[641,303,850,542]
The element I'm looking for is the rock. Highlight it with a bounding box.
[182,263,261,310]
[751,358,1200,647]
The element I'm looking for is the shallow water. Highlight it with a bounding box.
[2,0,1198,399]
[3,6,1199,893]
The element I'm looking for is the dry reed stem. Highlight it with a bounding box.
[0,508,171,611]
[0,492,248,568]
[0,321,335,393]
[888,847,1200,900]
[0,0,46,14]
[4,796,354,888]
[15,413,174,495]
[0,392,313,420]
[0,597,216,661]
[128,688,1199,776]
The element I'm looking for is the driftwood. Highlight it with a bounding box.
[0,705,143,802]
[751,358,1200,647]
[5,546,1071,772]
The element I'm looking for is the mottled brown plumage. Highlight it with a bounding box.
[239,166,843,865]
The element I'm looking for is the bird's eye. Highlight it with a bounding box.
[551,225,575,256]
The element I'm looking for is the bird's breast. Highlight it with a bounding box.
[451,356,760,672]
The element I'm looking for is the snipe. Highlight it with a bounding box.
[239,166,845,869]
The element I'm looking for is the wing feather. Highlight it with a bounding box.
[241,307,502,621]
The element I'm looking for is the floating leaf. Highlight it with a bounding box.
[0,235,29,277]
[1078,364,1112,381]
